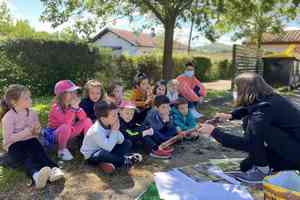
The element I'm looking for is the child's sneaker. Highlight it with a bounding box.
[160,146,174,153]
[150,149,171,159]
[49,167,64,182]
[126,153,143,164]
[99,163,115,173]
[32,166,51,189]
[58,148,74,161]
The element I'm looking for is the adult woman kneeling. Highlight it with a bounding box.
[199,72,300,184]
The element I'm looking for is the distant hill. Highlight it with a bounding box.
[195,43,232,53]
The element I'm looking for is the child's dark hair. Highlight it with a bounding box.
[154,95,170,107]
[94,100,117,119]
[107,81,121,97]
[175,97,188,108]
[133,72,148,88]
[185,62,194,68]
[153,80,167,95]
[83,79,104,100]
[0,84,29,120]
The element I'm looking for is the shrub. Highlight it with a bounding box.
[0,39,111,96]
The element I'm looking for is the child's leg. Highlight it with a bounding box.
[88,149,126,168]
[142,136,159,153]
[8,140,43,177]
[54,124,73,150]
[26,138,58,168]
[111,139,132,158]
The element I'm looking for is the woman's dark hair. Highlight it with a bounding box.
[234,72,275,107]
[94,100,117,119]
[133,72,148,88]
[153,80,167,95]
[154,95,170,107]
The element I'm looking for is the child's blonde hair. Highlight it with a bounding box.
[0,84,30,119]
[167,79,179,89]
[83,79,104,100]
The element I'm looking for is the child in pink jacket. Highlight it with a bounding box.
[48,80,92,161]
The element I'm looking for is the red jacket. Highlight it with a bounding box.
[176,74,206,102]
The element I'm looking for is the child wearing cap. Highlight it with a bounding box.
[48,80,93,161]
[80,101,142,173]
[119,100,171,159]
[80,80,104,122]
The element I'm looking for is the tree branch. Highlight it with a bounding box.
[141,0,166,23]
[176,0,194,15]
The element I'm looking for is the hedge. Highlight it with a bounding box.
[0,38,232,96]
[0,39,112,96]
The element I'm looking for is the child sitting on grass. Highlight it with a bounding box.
[167,79,179,106]
[131,72,153,123]
[48,80,93,161]
[153,80,167,97]
[1,84,64,189]
[119,100,171,159]
[80,80,104,122]
[171,97,200,140]
[80,101,142,173]
[106,81,123,107]
[144,95,177,153]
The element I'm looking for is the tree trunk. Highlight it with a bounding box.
[162,18,176,81]
[187,16,194,54]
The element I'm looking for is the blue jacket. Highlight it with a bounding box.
[171,107,196,131]
[144,108,177,143]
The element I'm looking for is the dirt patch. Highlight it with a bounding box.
[203,80,232,91]
[0,96,248,200]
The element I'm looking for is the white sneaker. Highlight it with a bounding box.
[58,148,74,161]
[32,166,51,189]
[49,167,64,182]
[190,107,203,119]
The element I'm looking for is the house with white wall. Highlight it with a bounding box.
[92,28,188,55]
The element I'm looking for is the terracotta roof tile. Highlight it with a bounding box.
[261,30,300,44]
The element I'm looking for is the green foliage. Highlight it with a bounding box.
[192,57,212,82]
[0,39,112,96]
[218,59,234,80]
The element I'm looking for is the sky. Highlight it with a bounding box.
[4,0,300,46]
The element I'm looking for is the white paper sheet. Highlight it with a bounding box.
[154,169,253,200]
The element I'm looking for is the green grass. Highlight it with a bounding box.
[0,89,231,195]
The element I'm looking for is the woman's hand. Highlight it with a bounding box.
[214,112,232,122]
[142,128,154,137]
[198,123,216,136]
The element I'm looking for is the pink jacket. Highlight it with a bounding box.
[1,109,39,150]
[176,74,206,102]
[48,103,87,129]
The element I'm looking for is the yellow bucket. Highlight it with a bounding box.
[263,173,300,200]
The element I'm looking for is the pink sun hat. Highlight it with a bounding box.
[119,100,136,109]
[54,80,81,95]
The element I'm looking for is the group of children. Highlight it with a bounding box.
[0,65,206,189]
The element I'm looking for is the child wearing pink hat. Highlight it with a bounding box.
[47,80,92,161]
